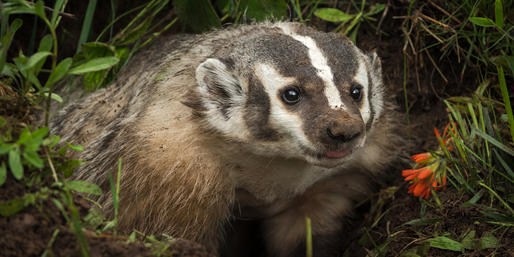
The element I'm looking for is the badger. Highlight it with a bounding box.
[51,22,405,256]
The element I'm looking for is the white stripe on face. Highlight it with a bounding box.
[278,25,345,110]
[254,63,311,148]
[354,59,370,124]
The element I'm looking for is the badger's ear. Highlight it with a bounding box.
[366,51,385,123]
[195,58,244,119]
[367,51,382,77]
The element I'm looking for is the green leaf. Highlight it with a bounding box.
[23,127,48,152]
[60,159,83,178]
[66,180,102,196]
[31,127,49,141]
[80,42,116,60]
[427,236,464,251]
[42,134,60,148]
[479,232,500,249]
[83,70,110,91]
[51,0,67,27]
[0,18,23,72]
[490,56,514,77]
[472,129,514,156]
[0,162,6,186]
[0,143,14,155]
[17,127,31,145]
[314,8,355,23]
[44,57,72,88]
[42,92,63,103]
[34,0,48,21]
[1,4,35,16]
[8,148,23,180]
[65,142,84,151]
[19,51,52,71]
[462,192,482,207]
[23,150,44,168]
[469,17,495,27]
[38,34,53,52]
[173,0,221,33]
[0,197,26,216]
[461,230,476,249]
[366,4,386,16]
[68,57,119,75]
[495,0,504,29]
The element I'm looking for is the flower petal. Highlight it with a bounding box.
[411,153,431,163]
[434,127,441,139]
[422,189,431,199]
[418,168,433,180]
[413,182,426,196]
[402,169,417,177]
[404,174,417,181]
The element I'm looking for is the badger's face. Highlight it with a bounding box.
[194,23,384,168]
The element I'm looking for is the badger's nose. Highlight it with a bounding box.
[327,122,361,143]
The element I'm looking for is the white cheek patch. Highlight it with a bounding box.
[254,63,311,148]
[354,59,371,124]
[277,25,345,110]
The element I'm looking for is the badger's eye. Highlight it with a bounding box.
[281,86,302,105]
[350,84,363,102]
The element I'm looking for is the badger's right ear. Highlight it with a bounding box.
[195,58,245,122]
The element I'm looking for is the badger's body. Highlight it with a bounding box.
[52,22,405,256]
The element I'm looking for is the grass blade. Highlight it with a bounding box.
[495,0,504,29]
[305,217,312,257]
[473,129,514,156]
[77,0,97,52]
[497,65,514,142]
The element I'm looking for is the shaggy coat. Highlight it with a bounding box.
[52,22,406,257]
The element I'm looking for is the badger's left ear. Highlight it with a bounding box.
[195,58,245,120]
[367,51,382,77]
[366,51,385,123]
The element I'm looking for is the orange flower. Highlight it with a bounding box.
[402,162,446,199]
[434,122,456,150]
[411,153,432,163]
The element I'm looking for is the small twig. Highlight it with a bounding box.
[25,1,76,19]
[424,48,448,84]
[428,0,462,24]
[397,236,430,256]
[420,12,455,32]
[45,147,59,184]
[418,20,444,44]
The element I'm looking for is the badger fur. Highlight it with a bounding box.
[52,22,405,256]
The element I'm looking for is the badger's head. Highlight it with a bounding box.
[192,23,384,168]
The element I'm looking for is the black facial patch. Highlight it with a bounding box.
[244,76,279,141]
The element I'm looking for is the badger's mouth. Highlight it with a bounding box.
[299,135,366,167]
[324,149,351,159]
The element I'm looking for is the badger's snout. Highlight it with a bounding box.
[326,120,362,143]
[318,110,364,148]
